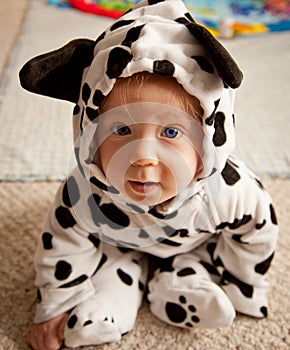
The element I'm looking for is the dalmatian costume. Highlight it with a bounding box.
[20,0,278,347]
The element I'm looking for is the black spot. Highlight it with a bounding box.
[179,295,186,304]
[93,89,105,107]
[163,226,189,238]
[192,56,214,74]
[148,207,178,219]
[89,176,119,194]
[200,261,221,276]
[232,234,249,244]
[88,194,130,229]
[73,104,80,115]
[126,203,145,213]
[260,306,268,317]
[63,176,80,208]
[221,270,253,298]
[86,106,99,122]
[90,176,106,190]
[205,99,220,126]
[139,281,145,291]
[84,320,93,326]
[213,112,226,147]
[96,31,105,44]
[255,252,275,275]
[217,214,252,231]
[60,274,88,288]
[177,229,189,237]
[189,305,196,312]
[221,160,241,185]
[153,60,175,76]
[106,47,133,79]
[93,253,108,275]
[42,232,53,250]
[191,315,200,323]
[117,246,133,253]
[88,233,101,249]
[117,268,133,286]
[177,268,196,277]
[148,0,165,4]
[110,19,135,31]
[255,219,266,230]
[82,83,91,104]
[159,256,174,273]
[156,237,182,247]
[122,25,145,47]
[165,302,187,323]
[270,204,278,225]
[163,225,176,237]
[207,242,224,267]
[67,314,78,329]
[101,203,130,228]
[55,206,76,229]
[55,260,72,280]
[139,229,149,238]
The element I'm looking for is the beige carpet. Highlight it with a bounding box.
[0,179,289,350]
[1,0,290,180]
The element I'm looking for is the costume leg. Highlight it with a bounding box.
[207,228,277,318]
[148,251,235,329]
[64,243,148,347]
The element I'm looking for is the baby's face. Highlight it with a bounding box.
[95,76,202,206]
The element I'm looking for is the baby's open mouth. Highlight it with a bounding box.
[129,181,160,193]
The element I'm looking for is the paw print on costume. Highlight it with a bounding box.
[165,295,200,328]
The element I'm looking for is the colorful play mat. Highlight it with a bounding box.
[50,0,290,37]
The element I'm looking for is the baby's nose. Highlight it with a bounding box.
[129,139,159,166]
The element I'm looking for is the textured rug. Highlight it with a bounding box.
[0,0,290,181]
[0,179,289,350]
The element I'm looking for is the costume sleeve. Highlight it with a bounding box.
[33,178,103,323]
[210,158,278,317]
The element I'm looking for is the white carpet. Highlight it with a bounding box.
[0,0,289,180]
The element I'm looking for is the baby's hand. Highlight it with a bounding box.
[29,313,69,350]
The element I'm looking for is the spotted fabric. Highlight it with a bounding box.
[20,0,278,348]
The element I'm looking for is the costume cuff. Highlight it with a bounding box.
[33,279,95,323]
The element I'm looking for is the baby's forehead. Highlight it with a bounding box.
[98,102,197,126]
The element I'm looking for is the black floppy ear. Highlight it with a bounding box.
[19,39,96,103]
[185,21,243,88]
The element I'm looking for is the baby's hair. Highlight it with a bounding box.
[100,72,204,124]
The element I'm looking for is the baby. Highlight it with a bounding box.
[19,1,278,349]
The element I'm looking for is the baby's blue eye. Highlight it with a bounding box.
[113,125,131,136]
[163,127,180,139]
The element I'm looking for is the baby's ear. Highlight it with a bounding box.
[19,38,96,103]
[186,21,243,88]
